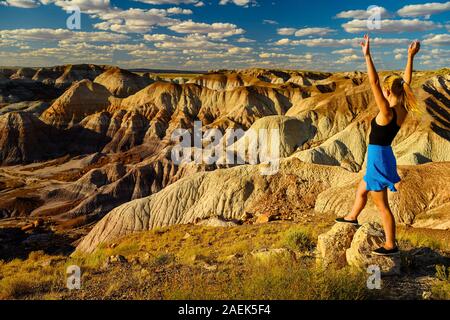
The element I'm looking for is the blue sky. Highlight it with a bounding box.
[0,0,448,71]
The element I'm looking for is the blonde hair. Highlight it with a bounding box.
[383,75,425,118]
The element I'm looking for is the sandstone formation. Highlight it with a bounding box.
[40,79,116,127]
[0,112,63,164]
[94,68,153,98]
[229,116,311,161]
[54,64,106,87]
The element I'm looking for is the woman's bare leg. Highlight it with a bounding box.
[371,189,397,249]
[345,180,369,221]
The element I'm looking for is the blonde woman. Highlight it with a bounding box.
[336,35,421,256]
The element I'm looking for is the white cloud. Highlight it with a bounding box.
[219,0,258,8]
[423,33,450,45]
[274,38,291,45]
[277,28,297,36]
[0,0,40,8]
[336,54,362,64]
[342,19,441,33]
[168,20,244,38]
[133,0,202,4]
[332,48,357,55]
[167,7,193,14]
[42,0,111,14]
[259,52,313,60]
[0,28,129,42]
[393,48,407,54]
[397,2,450,17]
[92,7,186,33]
[277,27,335,37]
[36,1,193,34]
[227,46,252,54]
[335,6,390,19]
[294,27,335,37]
[236,37,256,43]
[144,33,232,50]
[275,37,411,47]
[263,19,278,25]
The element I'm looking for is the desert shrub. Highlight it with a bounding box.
[281,227,315,252]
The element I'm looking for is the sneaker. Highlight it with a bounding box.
[335,217,359,226]
[372,246,400,256]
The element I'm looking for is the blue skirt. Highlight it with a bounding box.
[363,144,401,192]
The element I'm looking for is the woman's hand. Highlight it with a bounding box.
[360,34,371,57]
[408,40,421,58]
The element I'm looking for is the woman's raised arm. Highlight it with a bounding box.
[361,34,390,117]
[404,40,421,85]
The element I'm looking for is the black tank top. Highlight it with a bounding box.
[369,109,401,146]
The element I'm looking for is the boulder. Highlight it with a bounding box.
[346,222,401,275]
[316,223,357,268]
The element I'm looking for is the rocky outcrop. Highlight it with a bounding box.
[346,222,401,275]
[317,223,357,268]
[317,222,401,275]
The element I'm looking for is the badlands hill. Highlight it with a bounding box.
[0,65,448,255]
[94,67,154,98]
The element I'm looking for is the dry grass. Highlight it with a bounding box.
[397,226,450,251]
[431,265,450,300]
[159,256,369,300]
[0,251,65,299]
[1,222,448,300]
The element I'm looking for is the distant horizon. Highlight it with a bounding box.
[0,63,448,74]
[0,1,448,71]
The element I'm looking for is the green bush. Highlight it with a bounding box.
[282,227,315,252]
